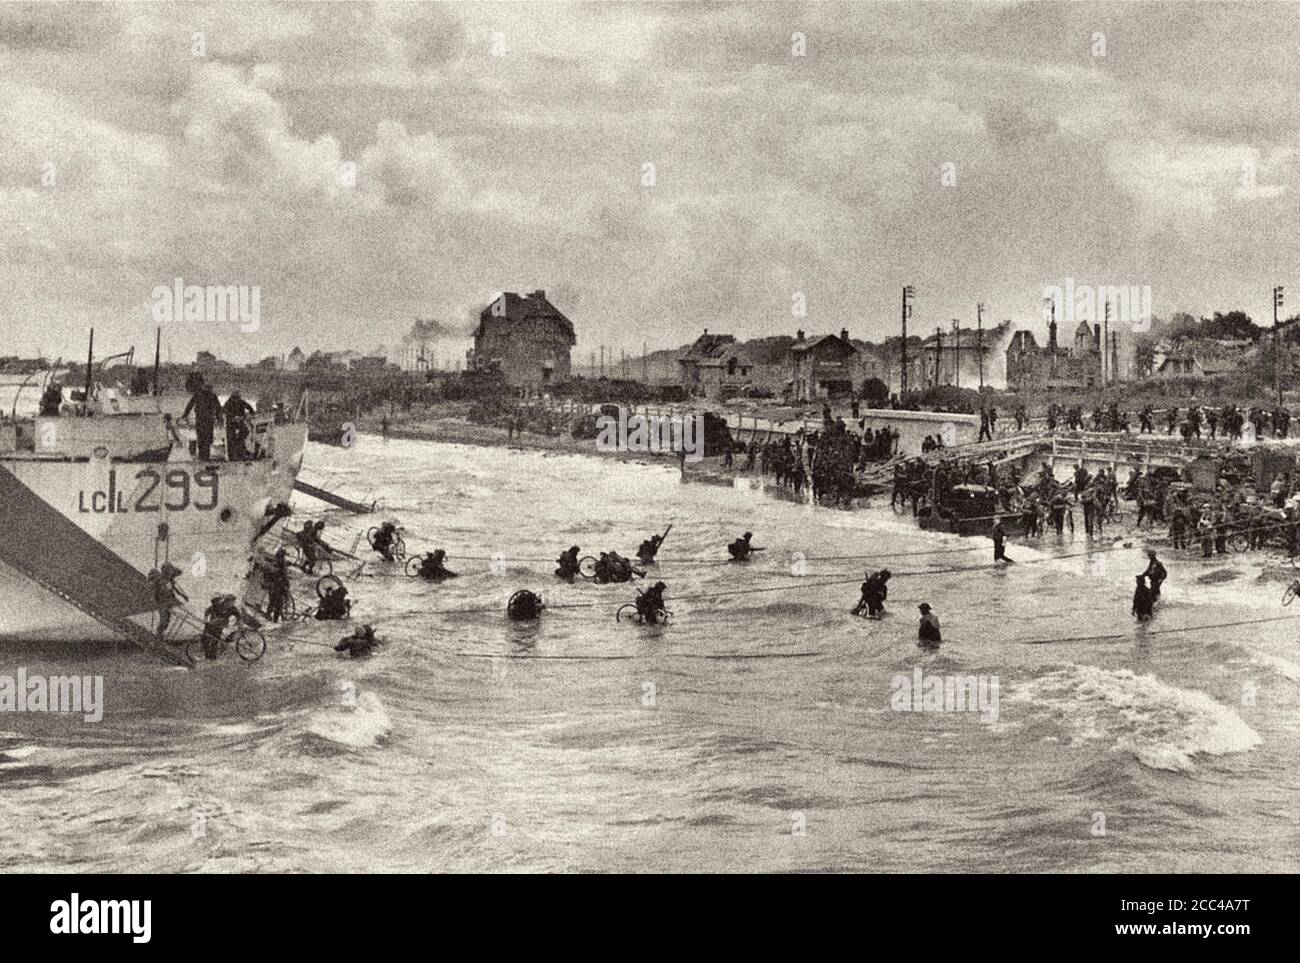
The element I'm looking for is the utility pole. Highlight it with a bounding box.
[934,326,943,387]
[976,302,984,390]
[1046,297,1058,378]
[901,285,914,396]
[1101,299,1110,385]
[952,319,961,388]
[642,340,647,381]
[1275,286,1286,406]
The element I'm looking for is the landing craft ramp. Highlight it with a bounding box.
[0,467,188,665]
[292,479,376,514]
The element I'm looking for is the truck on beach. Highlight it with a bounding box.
[917,483,1027,537]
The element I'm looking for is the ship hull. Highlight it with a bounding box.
[0,423,305,643]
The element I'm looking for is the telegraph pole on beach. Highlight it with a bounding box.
[1275,286,1285,406]
[934,326,943,387]
[952,319,960,388]
[1102,298,1110,386]
[901,285,914,397]
[1046,297,1058,378]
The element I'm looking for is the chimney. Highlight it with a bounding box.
[532,289,546,300]
[796,329,805,342]
[703,327,709,335]
[840,328,849,342]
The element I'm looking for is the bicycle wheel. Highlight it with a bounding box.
[1228,532,1250,553]
[234,627,267,662]
[1284,583,1298,607]
[394,537,407,561]
[316,574,344,598]
[579,555,598,580]
[367,526,379,548]
[405,556,423,578]
[616,603,639,623]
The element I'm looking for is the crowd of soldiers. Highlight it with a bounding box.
[742,410,900,506]
[1128,467,1300,557]
[893,455,1131,540]
[1034,401,1293,441]
[892,444,1300,558]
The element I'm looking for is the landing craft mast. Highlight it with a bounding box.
[153,326,162,395]
[83,326,94,410]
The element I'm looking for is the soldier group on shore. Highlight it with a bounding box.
[754,414,900,506]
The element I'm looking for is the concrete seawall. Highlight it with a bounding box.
[721,408,980,456]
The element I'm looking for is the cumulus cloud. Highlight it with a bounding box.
[3,1,1300,362]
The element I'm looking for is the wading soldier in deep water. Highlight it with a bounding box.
[917,603,941,650]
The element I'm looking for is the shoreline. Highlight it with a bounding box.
[365,414,747,483]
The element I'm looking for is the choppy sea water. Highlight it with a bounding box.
[2,436,1298,872]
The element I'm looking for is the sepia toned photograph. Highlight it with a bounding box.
[0,0,1294,896]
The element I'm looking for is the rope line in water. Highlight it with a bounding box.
[1016,612,1300,645]
[426,545,984,565]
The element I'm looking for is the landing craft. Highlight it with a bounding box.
[0,336,306,651]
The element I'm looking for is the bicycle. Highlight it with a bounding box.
[285,542,333,576]
[186,620,267,663]
[316,574,345,598]
[367,526,407,561]
[616,603,671,625]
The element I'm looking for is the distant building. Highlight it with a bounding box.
[678,331,750,399]
[467,290,575,387]
[1156,353,1203,377]
[1155,350,1239,379]
[849,341,887,385]
[1004,316,1105,389]
[787,329,858,401]
[284,346,306,372]
[350,356,393,374]
[919,322,1011,388]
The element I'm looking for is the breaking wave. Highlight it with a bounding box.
[301,689,392,750]
[1008,664,1261,771]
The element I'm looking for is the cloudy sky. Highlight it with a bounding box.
[3,0,1300,364]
